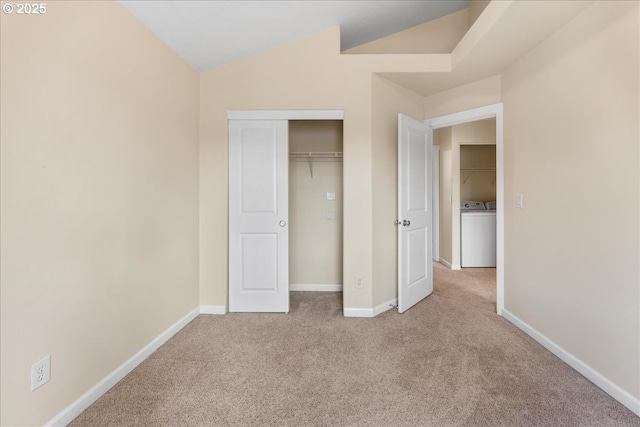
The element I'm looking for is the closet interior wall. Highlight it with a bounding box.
[288,120,344,289]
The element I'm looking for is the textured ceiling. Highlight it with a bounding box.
[118,1,469,71]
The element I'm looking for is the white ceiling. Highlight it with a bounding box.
[118,1,469,72]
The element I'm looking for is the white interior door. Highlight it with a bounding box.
[229,120,289,312]
[398,114,433,313]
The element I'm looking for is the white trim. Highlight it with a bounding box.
[343,307,372,317]
[290,284,343,292]
[432,145,440,261]
[227,110,344,120]
[425,103,504,315]
[502,309,640,417]
[44,307,200,427]
[439,259,461,271]
[373,298,398,317]
[344,298,398,318]
[200,305,228,315]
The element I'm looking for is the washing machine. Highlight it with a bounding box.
[460,201,496,267]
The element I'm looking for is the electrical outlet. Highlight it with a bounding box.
[31,355,50,391]
[355,275,363,289]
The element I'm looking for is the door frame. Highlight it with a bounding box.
[424,103,504,315]
[432,145,440,262]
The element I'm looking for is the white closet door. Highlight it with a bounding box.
[398,114,433,313]
[228,120,289,312]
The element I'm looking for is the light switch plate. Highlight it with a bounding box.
[516,193,524,209]
[327,192,336,201]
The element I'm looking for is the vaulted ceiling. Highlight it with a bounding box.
[118,1,469,71]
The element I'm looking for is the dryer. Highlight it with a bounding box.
[460,201,496,267]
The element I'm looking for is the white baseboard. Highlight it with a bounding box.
[501,309,640,417]
[344,298,397,318]
[44,307,200,427]
[200,305,228,314]
[343,307,371,317]
[290,283,343,292]
[373,298,398,316]
[439,259,461,270]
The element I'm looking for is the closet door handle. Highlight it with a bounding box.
[279,220,287,227]
[402,220,411,227]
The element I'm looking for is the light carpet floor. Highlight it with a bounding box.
[69,264,640,426]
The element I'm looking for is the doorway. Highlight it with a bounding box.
[425,104,504,315]
[288,120,344,293]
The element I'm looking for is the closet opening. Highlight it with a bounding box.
[288,120,344,309]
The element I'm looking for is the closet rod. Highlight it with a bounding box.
[289,152,342,178]
[289,151,342,159]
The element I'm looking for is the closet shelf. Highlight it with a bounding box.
[461,168,496,184]
[289,151,343,159]
[290,152,342,179]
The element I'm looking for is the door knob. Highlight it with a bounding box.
[279,220,287,227]
[402,220,411,226]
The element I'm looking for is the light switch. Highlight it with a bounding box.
[327,192,336,201]
[326,210,336,221]
[516,193,524,209]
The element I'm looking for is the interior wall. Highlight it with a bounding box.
[199,28,374,311]
[424,75,501,120]
[289,120,343,152]
[438,127,454,267]
[371,75,425,307]
[502,0,639,402]
[0,2,200,426]
[199,26,445,312]
[343,9,469,55]
[289,121,343,286]
[460,145,497,202]
[468,1,491,29]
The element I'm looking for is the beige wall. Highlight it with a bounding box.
[468,1,491,29]
[344,9,468,55]
[502,0,639,400]
[199,28,373,310]
[289,120,343,152]
[371,75,425,306]
[424,75,501,120]
[438,128,454,266]
[460,145,496,202]
[0,2,200,426]
[199,27,446,311]
[289,121,343,286]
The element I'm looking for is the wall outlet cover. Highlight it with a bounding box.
[31,355,51,391]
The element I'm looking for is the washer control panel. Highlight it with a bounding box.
[461,201,486,211]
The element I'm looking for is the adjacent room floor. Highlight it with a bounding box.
[69,264,640,426]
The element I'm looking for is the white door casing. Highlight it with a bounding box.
[398,114,433,313]
[432,145,440,261]
[228,120,289,312]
